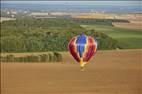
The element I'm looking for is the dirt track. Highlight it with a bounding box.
[1,49,142,94]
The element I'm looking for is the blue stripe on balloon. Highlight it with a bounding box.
[76,34,86,58]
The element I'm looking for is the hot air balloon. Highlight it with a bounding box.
[68,34,97,71]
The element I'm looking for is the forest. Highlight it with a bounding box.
[1,18,120,52]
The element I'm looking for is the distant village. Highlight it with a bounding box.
[1,8,142,22]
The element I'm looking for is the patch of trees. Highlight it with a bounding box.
[72,18,129,26]
[0,52,62,63]
[1,18,121,52]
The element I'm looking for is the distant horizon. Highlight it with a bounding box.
[1,1,141,13]
[1,1,141,5]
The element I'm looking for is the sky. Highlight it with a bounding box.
[1,1,141,13]
[1,1,141,6]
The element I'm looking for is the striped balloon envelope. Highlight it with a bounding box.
[68,34,97,69]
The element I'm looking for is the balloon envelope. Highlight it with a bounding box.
[68,34,97,67]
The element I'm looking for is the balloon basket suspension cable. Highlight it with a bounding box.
[80,60,87,71]
[81,66,85,71]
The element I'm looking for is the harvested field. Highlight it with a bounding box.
[113,22,142,30]
[1,49,142,94]
[0,17,16,22]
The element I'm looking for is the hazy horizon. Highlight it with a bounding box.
[1,1,141,5]
[1,1,142,13]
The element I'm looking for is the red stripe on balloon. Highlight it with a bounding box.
[68,37,80,62]
[83,37,96,61]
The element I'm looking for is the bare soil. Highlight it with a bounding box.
[1,49,142,94]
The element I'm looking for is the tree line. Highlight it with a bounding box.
[0,52,62,63]
[1,18,121,52]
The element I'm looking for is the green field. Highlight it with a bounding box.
[81,25,142,49]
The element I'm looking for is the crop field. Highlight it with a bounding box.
[0,17,16,22]
[1,49,142,94]
[112,22,141,30]
[81,25,142,49]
